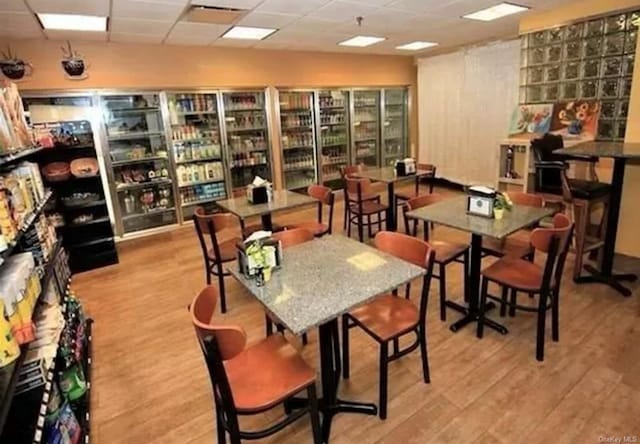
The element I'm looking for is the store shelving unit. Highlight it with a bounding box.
[98,93,177,236]
[277,90,318,190]
[352,90,381,167]
[318,89,350,188]
[381,88,409,165]
[221,90,272,194]
[166,91,227,220]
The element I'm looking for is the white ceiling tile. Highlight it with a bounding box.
[45,30,108,41]
[0,0,29,12]
[164,22,228,45]
[433,0,510,18]
[110,32,165,43]
[112,0,186,21]
[193,0,263,8]
[309,0,382,23]
[237,11,301,28]
[27,0,110,15]
[257,0,330,15]
[389,0,455,14]
[282,16,342,34]
[347,0,394,5]
[110,18,174,35]
[0,11,42,37]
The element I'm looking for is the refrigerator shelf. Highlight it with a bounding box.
[283,145,314,151]
[111,156,169,166]
[225,107,264,112]
[171,136,219,142]
[280,108,312,113]
[284,165,315,173]
[181,196,225,207]
[122,207,176,221]
[226,127,267,133]
[231,162,268,168]
[178,178,225,188]
[106,107,161,113]
[108,131,165,141]
[281,125,313,131]
[116,179,173,191]
[176,156,222,164]
[173,110,217,117]
[355,137,377,143]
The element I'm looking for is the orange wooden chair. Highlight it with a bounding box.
[340,165,380,230]
[193,207,241,313]
[288,185,335,237]
[342,231,435,419]
[346,177,388,242]
[395,164,436,208]
[477,214,573,361]
[190,286,321,444]
[403,194,469,321]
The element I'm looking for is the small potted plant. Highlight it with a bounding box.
[493,192,512,220]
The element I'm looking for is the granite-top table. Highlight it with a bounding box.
[230,235,425,442]
[555,141,640,297]
[216,189,316,232]
[406,196,554,334]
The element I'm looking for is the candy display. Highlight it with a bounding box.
[0,253,40,346]
[0,81,34,154]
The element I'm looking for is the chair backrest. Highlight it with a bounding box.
[193,208,236,261]
[532,134,565,193]
[403,194,443,240]
[345,177,372,202]
[308,184,335,233]
[374,231,435,324]
[340,164,362,179]
[509,191,544,208]
[272,228,314,249]
[530,213,574,291]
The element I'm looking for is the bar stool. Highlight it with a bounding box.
[340,165,380,231]
[287,184,335,237]
[477,214,573,361]
[193,207,241,313]
[403,194,469,321]
[342,231,435,419]
[190,286,321,444]
[346,177,388,242]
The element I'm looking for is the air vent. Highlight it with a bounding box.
[184,5,248,25]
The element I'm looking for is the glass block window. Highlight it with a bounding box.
[520,10,639,141]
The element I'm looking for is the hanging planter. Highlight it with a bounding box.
[0,47,32,81]
[60,41,88,80]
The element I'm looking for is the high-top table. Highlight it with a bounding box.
[355,167,435,231]
[406,196,553,334]
[216,189,316,231]
[230,235,425,443]
[555,141,640,297]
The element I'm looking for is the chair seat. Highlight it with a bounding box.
[431,240,468,264]
[349,294,419,342]
[395,190,419,201]
[481,256,551,292]
[349,201,388,215]
[568,179,611,200]
[208,237,241,263]
[347,192,380,203]
[482,236,533,259]
[288,221,329,237]
[224,334,315,412]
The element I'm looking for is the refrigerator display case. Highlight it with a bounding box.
[352,90,380,167]
[278,90,317,190]
[221,90,272,194]
[382,88,408,165]
[166,91,227,221]
[99,93,177,236]
[318,90,349,187]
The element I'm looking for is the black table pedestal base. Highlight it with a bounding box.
[575,264,638,297]
[445,301,509,335]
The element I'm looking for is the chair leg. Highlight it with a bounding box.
[499,285,508,317]
[357,213,364,242]
[536,291,549,362]
[477,278,489,339]
[572,201,588,280]
[439,263,446,321]
[265,315,273,336]
[347,213,352,238]
[379,342,389,420]
[463,250,470,303]
[216,408,226,444]
[419,325,431,384]
[509,289,517,317]
[378,212,382,232]
[552,288,559,342]
[307,384,322,444]
[341,315,350,379]
[343,196,348,230]
[405,283,411,299]
[302,333,308,345]
[367,214,373,238]
[217,265,227,314]
[206,263,212,285]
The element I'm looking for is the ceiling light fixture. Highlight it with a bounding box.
[222,26,276,40]
[37,13,107,31]
[396,41,438,51]
[462,2,529,21]
[338,35,386,47]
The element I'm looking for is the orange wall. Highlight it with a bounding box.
[521,0,640,257]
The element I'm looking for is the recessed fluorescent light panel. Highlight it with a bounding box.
[338,35,386,47]
[463,2,529,21]
[396,41,438,51]
[222,26,276,40]
[37,13,107,31]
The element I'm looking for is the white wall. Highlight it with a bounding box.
[417,40,521,186]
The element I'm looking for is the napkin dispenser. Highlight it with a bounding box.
[466,185,496,218]
[246,185,272,204]
[236,238,282,277]
[395,158,416,176]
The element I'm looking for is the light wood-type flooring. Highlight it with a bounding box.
[72,185,640,444]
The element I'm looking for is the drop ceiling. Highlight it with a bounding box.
[0,0,574,55]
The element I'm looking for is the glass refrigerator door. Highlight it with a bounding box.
[166,92,226,221]
[100,93,177,235]
[382,88,408,165]
[222,91,272,193]
[279,91,317,190]
[318,90,349,187]
[352,90,380,167]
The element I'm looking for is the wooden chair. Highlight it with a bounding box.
[342,231,435,419]
[395,164,436,205]
[346,177,388,242]
[193,207,241,313]
[340,165,380,230]
[190,286,321,444]
[477,214,573,361]
[265,228,314,345]
[402,194,469,321]
[287,184,335,237]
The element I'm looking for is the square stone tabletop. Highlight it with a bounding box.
[230,235,426,335]
[405,196,554,239]
[216,189,316,219]
[356,166,435,184]
[555,141,640,159]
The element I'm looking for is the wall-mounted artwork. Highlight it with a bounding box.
[508,104,553,137]
[550,100,601,141]
[0,47,32,81]
[60,41,88,80]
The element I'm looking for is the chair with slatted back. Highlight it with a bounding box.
[190,286,321,444]
[340,165,380,230]
[346,177,388,242]
[402,194,469,321]
[477,213,573,361]
[395,165,436,218]
[342,231,435,419]
[193,207,242,313]
[287,185,335,237]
